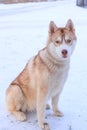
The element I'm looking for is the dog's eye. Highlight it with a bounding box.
[55,40,61,44]
[66,39,71,44]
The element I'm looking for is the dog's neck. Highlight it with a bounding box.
[39,47,70,72]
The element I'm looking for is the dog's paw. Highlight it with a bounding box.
[54,110,64,117]
[42,122,50,130]
[15,112,27,121]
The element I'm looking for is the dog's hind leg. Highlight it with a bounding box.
[6,85,27,121]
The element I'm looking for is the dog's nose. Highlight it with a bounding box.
[62,49,68,57]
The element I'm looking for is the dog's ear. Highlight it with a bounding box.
[49,21,58,35]
[65,19,75,32]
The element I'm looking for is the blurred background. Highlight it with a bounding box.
[0,0,87,7]
[0,0,48,4]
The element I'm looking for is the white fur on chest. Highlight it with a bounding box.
[47,66,69,98]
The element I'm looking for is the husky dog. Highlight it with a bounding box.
[6,19,77,130]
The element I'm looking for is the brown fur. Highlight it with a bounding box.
[6,19,76,130]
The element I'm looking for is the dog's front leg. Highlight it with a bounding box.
[37,86,50,130]
[52,94,64,117]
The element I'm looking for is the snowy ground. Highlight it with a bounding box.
[0,0,87,130]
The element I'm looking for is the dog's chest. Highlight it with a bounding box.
[47,67,68,98]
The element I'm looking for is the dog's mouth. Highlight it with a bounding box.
[62,55,68,58]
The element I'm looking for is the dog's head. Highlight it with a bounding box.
[47,19,77,61]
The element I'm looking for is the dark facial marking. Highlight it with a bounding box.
[60,28,64,34]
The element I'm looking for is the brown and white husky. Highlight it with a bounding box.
[6,19,77,130]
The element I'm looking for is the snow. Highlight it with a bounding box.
[0,0,87,130]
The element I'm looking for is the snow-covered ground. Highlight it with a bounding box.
[0,0,87,130]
